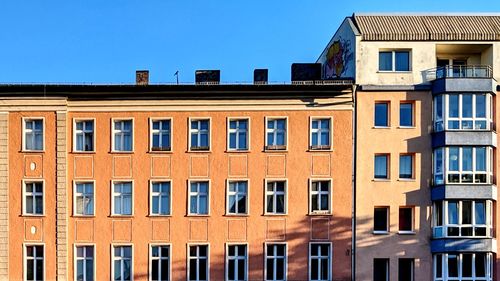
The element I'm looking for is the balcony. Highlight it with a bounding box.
[424,65,497,94]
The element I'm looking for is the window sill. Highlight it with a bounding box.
[264,149,288,153]
[225,214,250,217]
[109,215,134,218]
[72,215,95,218]
[398,231,416,235]
[110,151,134,154]
[397,126,415,129]
[307,149,333,152]
[308,212,332,216]
[71,151,96,154]
[186,214,210,217]
[373,178,390,182]
[398,178,416,182]
[263,213,288,216]
[377,71,412,74]
[372,126,391,129]
[373,231,390,235]
[21,150,45,153]
[187,150,211,153]
[22,214,45,217]
[148,214,172,217]
[148,150,173,154]
[225,150,250,153]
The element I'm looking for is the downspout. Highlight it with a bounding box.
[351,83,358,281]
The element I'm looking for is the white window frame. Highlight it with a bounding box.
[378,49,412,72]
[111,181,134,216]
[149,243,171,281]
[226,180,249,215]
[433,200,493,238]
[73,181,95,216]
[111,244,134,281]
[227,117,250,151]
[22,180,45,216]
[187,244,210,281]
[22,117,45,152]
[149,180,172,216]
[24,243,45,281]
[111,118,134,152]
[188,118,211,152]
[309,117,333,151]
[73,244,96,281]
[264,179,288,215]
[187,180,210,216]
[308,242,332,281]
[433,253,493,281]
[434,93,492,132]
[265,117,288,150]
[264,242,288,281]
[149,118,173,152]
[433,147,492,185]
[373,206,390,234]
[225,243,248,281]
[73,118,96,152]
[308,179,332,215]
[398,206,415,234]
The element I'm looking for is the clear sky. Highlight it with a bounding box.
[0,0,498,84]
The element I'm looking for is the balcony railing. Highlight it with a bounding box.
[424,65,493,81]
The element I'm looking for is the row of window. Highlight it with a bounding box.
[21,117,333,152]
[374,153,415,180]
[22,179,333,216]
[374,101,415,128]
[373,206,415,234]
[25,243,332,281]
[434,93,492,131]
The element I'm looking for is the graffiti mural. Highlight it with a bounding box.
[324,38,353,79]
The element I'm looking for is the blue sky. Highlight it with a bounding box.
[0,0,498,83]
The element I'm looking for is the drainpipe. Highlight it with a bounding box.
[351,83,358,281]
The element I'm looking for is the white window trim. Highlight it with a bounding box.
[186,243,210,281]
[73,118,96,153]
[73,180,96,217]
[188,117,212,152]
[264,242,288,281]
[226,179,250,216]
[398,206,415,234]
[308,178,332,215]
[148,243,172,281]
[22,117,45,152]
[434,93,492,132]
[111,244,134,281]
[225,243,249,281]
[264,116,288,151]
[378,49,412,72]
[22,179,45,216]
[110,180,134,216]
[434,146,493,185]
[73,243,96,281]
[309,116,333,151]
[149,118,173,153]
[111,118,134,153]
[149,180,172,216]
[264,179,288,215]
[227,117,251,151]
[433,253,493,281]
[23,243,45,281]
[308,242,332,281]
[433,200,493,238]
[187,180,211,216]
[373,206,390,234]
[399,101,415,128]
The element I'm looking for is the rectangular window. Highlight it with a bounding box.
[24,181,44,215]
[227,181,248,215]
[150,182,171,216]
[436,93,492,131]
[151,119,171,151]
[374,258,389,281]
[374,154,389,179]
[434,253,493,281]
[375,102,389,127]
[150,245,170,281]
[379,50,410,71]
[310,118,331,150]
[433,200,492,238]
[112,182,133,216]
[112,246,132,281]
[189,181,209,215]
[399,154,413,179]
[74,120,94,152]
[75,245,94,281]
[266,118,287,150]
[265,244,286,281]
[113,120,133,152]
[25,245,44,281]
[310,180,331,214]
[398,258,414,281]
[190,119,210,151]
[399,102,413,127]
[74,182,94,216]
[399,207,414,233]
[24,119,44,151]
[309,243,331,281]
[434,146,492,185]
[228,119,249,151]
[374,207,389,233]
[226,244,247,281]
[188,245,209,281]
[266,181,286,215]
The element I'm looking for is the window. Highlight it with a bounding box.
[25,245,44,281]
[190,119,210,151]
[375,102,389,127]
[112,182,133,216]
[309,180,331,214]
[112,120,133,152]
[434,94,492,131]
[228,119,249,151]
[188,245,209,281]
[24,181,44,215]
[265,181,286,215]
[266,118,287,150]
[75,245,94,281]
[226,244,247,281]
[309,243,331,281]
[23,118,44,151]
[433,200,492,238]
[227,181,248,215]
[74,120,94,152]
[398,258,414,281]
[399,102,413,127]
[310,118,331,150]
[374,207,389,233]
[374,258,389,281]
[399,207,414,233]
[112,246,132,281]
[399,154,413,179]
[150,245,170,281]
[74,182,94,216]
[374,154,389,179]
[434,253,493,281]
[151,119,171,151]
[265,244,286,281]
[150,182,171,216]
[379,50,410,71]
[433,147,492,185]
[189,181,209,215]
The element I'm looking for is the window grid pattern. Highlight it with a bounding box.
[113,120,133,151]
[433,147,491,185]
[190,120,209,150]
[151,120,171,151]
[310,181,330,213]
[24,119,43,151]
[309,243,330,281]
[25,182,43,215]
[112,182,132,215]
[434,94,491,132]
[188,245,208,281]
[25,245,44,281]
[227,181,247,215]
[75,120,94,152]
[265,244,286,281]
[75,182,94,216]
[227,245,247,281]
[151,182,171,216]
[228,119,249,150]
[434,253,492,281]
[266,118,286,149]
[266,181,286,214]
[113,246,132,281]
[433,200,492,238]
[189,182,209,215]
[75,246,94,281]
[311,119,330,149]
[151,245,170,281]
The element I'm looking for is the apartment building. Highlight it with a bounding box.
[317,13,500,281]
[0,75,354,280]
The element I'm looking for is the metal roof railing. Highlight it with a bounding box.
[424,65,493,81]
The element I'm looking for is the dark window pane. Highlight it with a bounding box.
[375,103,389,127]
[379,52,393,71]
[462,254,472,277]
[400,103,413,127]
[448,255,458,277]
[374,155,388,179]
[475,253,486,277]
[374,208,388,231]
[395,51,410,71]
[374,259,389,281]
[399,208,413,231]
[398,259,413,281]
[152,260,159,281]
[399,155,413,179]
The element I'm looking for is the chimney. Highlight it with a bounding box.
[195,70,220,85]
[136,70,149,85]
[253,69,268,84]
[291,63,322,82]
